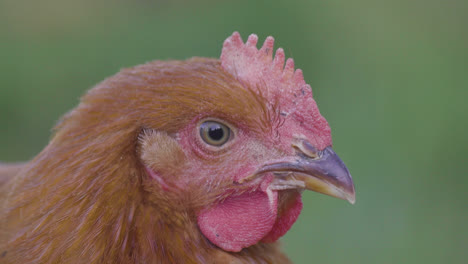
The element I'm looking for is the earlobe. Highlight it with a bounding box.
[138,129,186,187]
[144,166,170,191]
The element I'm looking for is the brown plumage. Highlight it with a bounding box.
[0,33,355,263]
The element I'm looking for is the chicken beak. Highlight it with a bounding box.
[258,145,356,204]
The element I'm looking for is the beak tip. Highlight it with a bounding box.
[343,184,356,204]
[335,186,355,204]
[345,184,356,204]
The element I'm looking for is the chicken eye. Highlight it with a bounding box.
[199,121,231,146]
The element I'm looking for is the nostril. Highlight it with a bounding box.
[292,139,320,159]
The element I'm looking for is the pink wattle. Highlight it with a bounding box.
[197,190,304,252]
[197,190,278,252]
[262,192,303,243]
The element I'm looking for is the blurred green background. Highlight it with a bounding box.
[1,0,466,263]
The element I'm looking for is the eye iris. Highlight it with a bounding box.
[208,125,224,141]
[200,121,231,146]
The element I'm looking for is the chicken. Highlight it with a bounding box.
[0,32,355,263]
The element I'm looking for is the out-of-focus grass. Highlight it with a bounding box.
[1,0,467,263]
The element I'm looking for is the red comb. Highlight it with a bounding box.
[221,32,310,100]
[220,32,332,150]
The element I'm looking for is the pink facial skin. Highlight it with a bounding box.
[151,115,303,252]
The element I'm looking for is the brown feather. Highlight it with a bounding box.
[0,58,291,263]
[0,163,24,187]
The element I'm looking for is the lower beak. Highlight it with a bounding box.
[258,146,356,204]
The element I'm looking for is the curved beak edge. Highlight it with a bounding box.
[260,146,356,204]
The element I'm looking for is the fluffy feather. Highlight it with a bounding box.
[0,58,293,263]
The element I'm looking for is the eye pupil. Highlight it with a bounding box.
[208,126,224,141]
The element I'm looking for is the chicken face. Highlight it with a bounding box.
[137,33,355,253]
[2,32,355,263]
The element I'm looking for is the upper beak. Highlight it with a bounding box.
[258,141,356,204]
